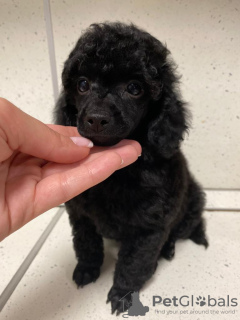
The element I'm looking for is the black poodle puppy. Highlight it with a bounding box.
[54,22,208,315]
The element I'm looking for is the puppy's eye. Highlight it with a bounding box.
[127,82,142,96]
[77,79,90,93]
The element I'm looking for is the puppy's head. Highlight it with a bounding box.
[61,22,189,156]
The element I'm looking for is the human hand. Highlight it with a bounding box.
[0,98,141,241]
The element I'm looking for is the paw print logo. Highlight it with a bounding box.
[125,299,132,309]
[196,296,206,307]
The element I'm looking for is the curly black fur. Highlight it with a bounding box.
[54,22,208,315]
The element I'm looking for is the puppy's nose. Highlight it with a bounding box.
[85,114,110,132]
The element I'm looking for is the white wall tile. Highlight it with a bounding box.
[51,0,240,188]
[205,190,240,210]
[1,0,239,188]
[0,0,54,123]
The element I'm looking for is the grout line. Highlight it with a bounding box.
[56,189,240,210]
[0,207,64,312]
[43,0,59,102]
[205,208,240,212]
[204,188,240,192]
[57,205,240,212]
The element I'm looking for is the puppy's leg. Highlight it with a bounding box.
[70,215,104,287]
[107,231,168,314]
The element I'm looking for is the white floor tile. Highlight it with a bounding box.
[0,208,58,293]
[1,210,239,319]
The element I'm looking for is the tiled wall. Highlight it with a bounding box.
[0,0,239,188]
[0,1,54,123]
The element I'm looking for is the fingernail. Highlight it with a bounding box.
[121,159,124,165]
[70,137,94,148]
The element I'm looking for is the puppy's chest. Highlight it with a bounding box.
[74,166,165,238]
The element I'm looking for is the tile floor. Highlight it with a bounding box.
[0,191,240,320]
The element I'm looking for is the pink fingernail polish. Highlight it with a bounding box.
[70,137,94,148]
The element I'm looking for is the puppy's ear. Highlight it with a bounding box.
[147,86,189,158]
[61,54,80,93]
[54,92,77,126]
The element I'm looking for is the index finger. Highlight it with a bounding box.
[46,124,80,137]
[0,98,91,163]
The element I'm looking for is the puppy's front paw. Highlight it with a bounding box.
[107,286,132,315]
[73,263,100,287]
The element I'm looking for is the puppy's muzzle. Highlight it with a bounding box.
[84,113,111,133]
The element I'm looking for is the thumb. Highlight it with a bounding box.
[0,98,92,163]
